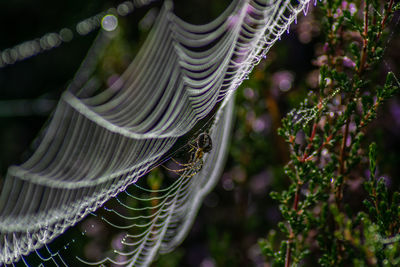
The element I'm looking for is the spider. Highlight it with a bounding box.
[164,132,212,177]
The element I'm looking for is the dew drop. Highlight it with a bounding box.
[101,15,118,32]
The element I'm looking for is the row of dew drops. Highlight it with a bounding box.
[0,0,156,68]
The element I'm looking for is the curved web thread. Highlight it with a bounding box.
[74,93,234,267]
[0,0,311,264]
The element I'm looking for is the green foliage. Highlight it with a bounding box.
[259,0,400,265]
[154,248,185,267]
[208,228,238,266]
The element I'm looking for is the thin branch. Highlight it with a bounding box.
[285,182,301,267]
[358,1,369,75]
[376,0,394,41]
[336,117,350,204]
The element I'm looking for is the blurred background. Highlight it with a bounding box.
[1,0,399,266]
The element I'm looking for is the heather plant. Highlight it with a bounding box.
[259,0,400,266]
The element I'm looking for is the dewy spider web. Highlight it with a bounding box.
[76,94,235,267]
[0,0,311,265]
[20,94,234,267]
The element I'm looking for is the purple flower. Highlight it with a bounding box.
[243,87,255,100]
[390,101,400,125]
[349,3,357,15]
[272,71,295,92]
[334,8,343,18]
[200,258,216,267]
[342,56,356,68]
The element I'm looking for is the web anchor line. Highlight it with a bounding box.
[0,0,157,68]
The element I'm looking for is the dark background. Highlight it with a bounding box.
[1,0,399,266]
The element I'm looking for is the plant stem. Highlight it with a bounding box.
[376,0,394,41]
[336,117,350,204]
[301,122,318,162]
[358,1,369,75]
[285,240,292,267]
[285,182,301,267]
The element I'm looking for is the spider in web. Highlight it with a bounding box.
[164,132,212,177]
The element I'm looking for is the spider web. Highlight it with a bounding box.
[19,94,234,267]
[0,0,311,265]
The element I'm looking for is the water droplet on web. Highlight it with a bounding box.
[59,28,73,42]
[117,2,133,16]
[101,15,118,32]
